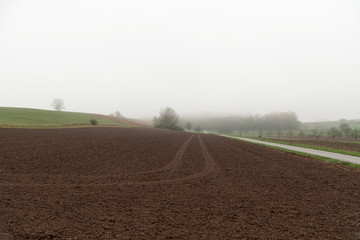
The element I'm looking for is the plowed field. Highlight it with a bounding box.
[0,128,359,239]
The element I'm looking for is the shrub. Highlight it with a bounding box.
[168,125,184,131]
[90,119,98,125]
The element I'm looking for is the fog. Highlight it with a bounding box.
[1,0,360,122]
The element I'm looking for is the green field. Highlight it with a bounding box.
[0,107,142,128]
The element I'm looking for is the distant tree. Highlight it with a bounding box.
[285,111,300,139]
[351,128,360,140]
[275,129,282,139]
[266,130,272,138]
[153,107,183,131]
[287,129,293,139]
[195,126,202,132]
[109,113,115,117]
[339,118,347,124]
[339,123,351,137]
[327,127,342,140]
[180,111,300,132]
[221,129,233,135]
[185,121,193,130]
[115,111,123,118]
[51,98,65,111]
[311,128,323,140]
[298,130,305,139]
[90,119,98,125]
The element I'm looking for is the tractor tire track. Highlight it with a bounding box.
[0,134,217,187]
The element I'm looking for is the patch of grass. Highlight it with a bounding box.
[264,145,360,168]
[243,137,360,157]
[259,136,360,144]
[228,136,360,168]
[0,107,131,128]
[329,140,360,144]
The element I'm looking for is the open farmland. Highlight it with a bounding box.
[0,128,359,239]
[0,107,147,128]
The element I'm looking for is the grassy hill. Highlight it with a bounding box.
[0,107,148,128]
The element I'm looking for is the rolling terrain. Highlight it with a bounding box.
[0,107,147,128]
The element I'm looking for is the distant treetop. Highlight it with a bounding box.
[51,98,65,111]
[153,107,183,131]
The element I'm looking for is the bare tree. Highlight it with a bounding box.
[327,127,342,140]
[339,123,351,137]
[51,98,65,111]
[351,128,360,140]
[311,128,323,140]
[287,129,294,139]
[298,130,305,139]
[185,121,193,130]
[351,121,360,140]
[275,129,282,139]
[266,130,272,138]
[115,111,123,118]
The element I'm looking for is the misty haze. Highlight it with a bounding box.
[0,1,360,239]
[1,0,360,122]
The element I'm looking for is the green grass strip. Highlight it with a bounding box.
[241,137,360,158]
[229,137,360,168]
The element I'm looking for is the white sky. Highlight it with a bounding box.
[0,0,359,122]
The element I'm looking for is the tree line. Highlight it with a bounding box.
[313,122,360,140]
[183,111,301,134]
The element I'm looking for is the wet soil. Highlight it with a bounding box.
[0,128,359,239]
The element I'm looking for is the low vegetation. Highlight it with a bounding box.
[229,137,360,168]
[260,144,360,168]
[242,137,360,158]
[90,119,98,125]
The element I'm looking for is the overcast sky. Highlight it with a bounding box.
[0,0,359,122]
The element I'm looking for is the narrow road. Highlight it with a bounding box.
[224,136,360,165]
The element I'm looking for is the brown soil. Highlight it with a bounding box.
[0,128,359,239]
[264,138,360,153]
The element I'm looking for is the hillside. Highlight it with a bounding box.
[0,107,149,128]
